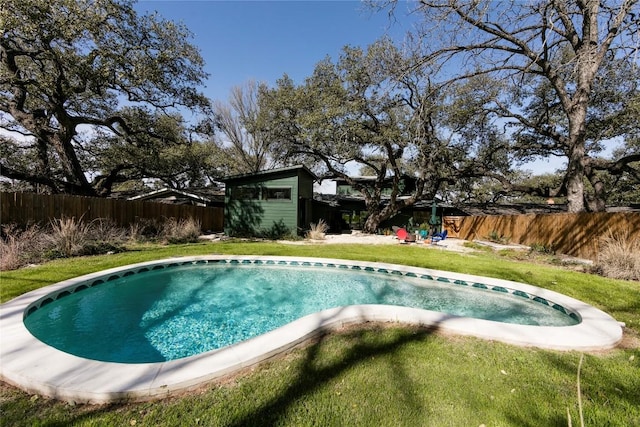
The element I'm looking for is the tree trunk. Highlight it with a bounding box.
[363,212,383,234]
[565,149,586,213]
[585,166,608,212]
[362,196,412,233]
[564,77,591,213]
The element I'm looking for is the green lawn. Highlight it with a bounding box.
[1,241,639,426]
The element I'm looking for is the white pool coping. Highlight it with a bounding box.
[0,255,623,403]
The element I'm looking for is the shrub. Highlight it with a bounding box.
[0,241,19,270]
[282,230,303,241]
[89,218,127,243]
[0,225,23,270]
[78,241,124,256]
[529,242,555,254]
[595,230,640,281]
[306,219,329,240]
[0,224,49,270]
[487,230,511,244]
[160,217,202,244]
[128,221,144,242]
[47,216,92,258]
[129,218,164,242]
[0,216,207,271]
[260,219,291,240]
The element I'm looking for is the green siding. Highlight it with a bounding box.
[223,166,315,237]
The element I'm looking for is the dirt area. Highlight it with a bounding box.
[279,231,477,253]
[206,232,595,265]
[203,230,527,254]
[275,232,594,265]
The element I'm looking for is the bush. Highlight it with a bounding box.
[0,224,49,270]
[529,242,555,254]
[128,218,163,242]
[0,225,25,270]
[0,235,20,270]
[78,241,124,256]
[47,216,92,258]
[160,217,202,244]
[90,218,127,243]
[0,216,205,271]
[260,219,291,240]
[487,230,511,244]
[595,230,640,281]
[306,219,329,240]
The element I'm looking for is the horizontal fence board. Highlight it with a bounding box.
[3,192,636,260]
[454,211,640,261]
[1,192,223,233]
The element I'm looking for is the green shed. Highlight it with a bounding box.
[222,165,317,237]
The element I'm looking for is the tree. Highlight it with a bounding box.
[591,135,640,206]
[382,0,639,212]
[213,80,285,175]
[83,108,220,192]
[583,83,640,208]
[0,0,211,196]
[259,39,485,232]
[511,54,640,210]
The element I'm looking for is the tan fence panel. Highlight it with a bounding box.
[442,216,464,238]
[456,211,640,261]
[1,192,224,232]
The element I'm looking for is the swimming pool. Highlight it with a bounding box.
[0,255,624,403]
[23,260,578,363]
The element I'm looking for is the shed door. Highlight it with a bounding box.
[298,198,310,230]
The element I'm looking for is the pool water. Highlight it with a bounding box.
[24,264,577,363]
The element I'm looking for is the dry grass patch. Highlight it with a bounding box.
[48,216,92,258]
[595,230,640,281]
[305,219,329,240]
[0,224,48,270]
[160,217,202,244]
[0,216,202,271]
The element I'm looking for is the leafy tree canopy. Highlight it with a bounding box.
[377,0,640,212]
[258,39,514,232]
[1,0,212,196]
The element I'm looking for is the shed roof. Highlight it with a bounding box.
[125,187,224,206]
[222,165,318,183]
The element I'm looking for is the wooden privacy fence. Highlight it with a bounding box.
[453,211,640,261]
[0,192,224,233]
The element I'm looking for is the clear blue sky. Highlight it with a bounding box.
[135,1,566,176]
[136,0,413,102]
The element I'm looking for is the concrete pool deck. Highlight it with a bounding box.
[0,255,623,403]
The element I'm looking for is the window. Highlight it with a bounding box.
[263,187,292,200]
[233,186,259,200]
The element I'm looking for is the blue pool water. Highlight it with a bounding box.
[24,263,578,363]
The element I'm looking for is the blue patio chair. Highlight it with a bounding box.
[431,229,448,244]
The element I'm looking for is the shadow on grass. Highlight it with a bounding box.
[2,324,639,426]
[0,323,442,426]
[225,324,441,427]
[505,350,640,427]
